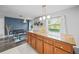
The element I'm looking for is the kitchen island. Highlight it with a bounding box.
[27,32,76,54]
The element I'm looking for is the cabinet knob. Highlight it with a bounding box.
[60,46,63,48]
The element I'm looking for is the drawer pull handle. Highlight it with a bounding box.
[60,47,63,48]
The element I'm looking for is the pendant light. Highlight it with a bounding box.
[39,5,51,21]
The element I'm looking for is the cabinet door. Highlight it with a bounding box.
[54,47,69,54]
[31,37,36,49]
[44,42,54,54]
[36,39,43,54]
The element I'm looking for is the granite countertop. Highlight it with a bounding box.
[29,31,76,46]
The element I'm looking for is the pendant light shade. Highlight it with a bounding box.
[38,5,51,20]
[39,17,42,21]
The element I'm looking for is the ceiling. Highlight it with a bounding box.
[0,5,76,19]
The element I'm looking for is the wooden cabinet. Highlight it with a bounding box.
[36,39,43,53]
[27,32,74,54]
[44,42,54,54]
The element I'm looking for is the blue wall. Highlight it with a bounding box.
[5,17,29,35]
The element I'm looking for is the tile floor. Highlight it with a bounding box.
[1,43,37,54]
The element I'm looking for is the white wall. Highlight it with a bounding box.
[0,17,4,36]
[51,6,79,48]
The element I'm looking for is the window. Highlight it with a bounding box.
[48,16,66,34]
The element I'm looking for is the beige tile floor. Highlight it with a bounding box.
[1,43,37,54]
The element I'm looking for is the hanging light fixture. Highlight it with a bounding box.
[39,5,51,21]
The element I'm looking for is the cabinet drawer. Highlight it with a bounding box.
[31,33,36,37]
[55,40,73,53]
[36,35,44,41]
[28,32,32,35]
[43,37,54,45]
[29,32,34,37]
[54,47,69,54]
